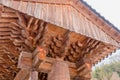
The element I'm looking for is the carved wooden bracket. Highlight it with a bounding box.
[16,46,78,80]
[15,46,47,80]
[18,51,32,69]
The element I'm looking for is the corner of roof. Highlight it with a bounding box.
[79,0,120,33]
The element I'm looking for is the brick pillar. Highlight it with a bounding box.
[48,61,70,80]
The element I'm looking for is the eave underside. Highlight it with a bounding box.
[0,0,120,47]
[0,5,118,80]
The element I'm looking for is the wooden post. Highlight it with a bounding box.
[29,71,38,80]
[48,60,70,80]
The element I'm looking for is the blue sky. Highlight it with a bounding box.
[83,0,120,67]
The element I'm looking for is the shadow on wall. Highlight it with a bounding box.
[92,72,120,80]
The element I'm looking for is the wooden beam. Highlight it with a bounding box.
[13,0,70,4]
[92,46,116,64]
[16,12,27,28]
[37,57,77,78]
[17,48,77,77]
[48,60,70,80]
[1,12,17,18]
[16,50,39,80]
[42,57,76,68]
[14,69,30,80]
[17,51,32,69]
[0,18,17,22]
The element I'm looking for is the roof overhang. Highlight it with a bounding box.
[0,0,120,47]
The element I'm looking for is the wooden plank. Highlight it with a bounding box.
[0,27,11,31]
[0,23,12,27]
[0,18,17,22]
[4,7,15,12]
[16,12,27,28]
[33,3,42,19]
[69,6,74,31]
[73,9,80,33]
[66,6,72,30]
[0,31,10,36]
[18,1,27,13]
[14,0,70,4]
[62,5,68,29]
[1,12,17,18]
[78,13,84,34]
[0,36,10,40]
[26,2,35,16]
[0,5,3,11]
[18,51,32,69]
